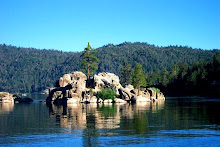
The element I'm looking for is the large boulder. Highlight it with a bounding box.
[0,92,14,103]
[148,89,157,99]
[94,72,122,94]
[47,71,87,103]
[118,87,135,100]
[114,98,127,103]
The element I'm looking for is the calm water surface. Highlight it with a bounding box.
[0,95,220,146]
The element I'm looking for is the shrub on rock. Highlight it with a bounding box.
[97,88,116,101]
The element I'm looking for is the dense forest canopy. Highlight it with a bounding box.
[0,42,218,93]
[147,52,220,96]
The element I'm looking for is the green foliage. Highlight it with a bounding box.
[0,44,81,93]
[148,87,160,94]
[160,68,169,86]
[89,88,94,95]
[97,42,216,76]
[97,88,116,100]
[81,42,99,78]
[120,62,132,86]
[132,63,147,88]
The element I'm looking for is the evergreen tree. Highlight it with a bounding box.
[120,62,132,86]
[132,63,146,95]
[81,42,99,79]
[160,68,169,86]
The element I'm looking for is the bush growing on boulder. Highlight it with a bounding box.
[97,88,116,100]
[148,87,160,93]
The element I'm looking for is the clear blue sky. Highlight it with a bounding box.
[0,0,219,52]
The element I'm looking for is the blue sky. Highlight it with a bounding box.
[0,0,219,52]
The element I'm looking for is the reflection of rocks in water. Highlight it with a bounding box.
[151,100,165,113]
[96,104,121,129]
[47,103,87,129]
[0,102,14,114]
[135,101,151,111]
[47,101,165,130]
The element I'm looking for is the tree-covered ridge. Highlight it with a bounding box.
[0,42,218,93]
[96,42,218,74]
[0,44,81,93]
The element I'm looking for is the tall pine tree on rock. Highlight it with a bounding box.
[132,63,147,95]
[120,62,132,86]
[81,42,99,80]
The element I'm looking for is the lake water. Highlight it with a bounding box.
[0,95,220,146]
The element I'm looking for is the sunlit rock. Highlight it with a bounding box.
[0,92,14,103]
[103,99,113,103]
[118,87,134,100]
[114,98,127,103]
[156,92,165,100]
[94,72,122,94]
[47,71,87,103]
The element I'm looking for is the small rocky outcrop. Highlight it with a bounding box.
[14,97,33,103]
[0,92,14,103]
[46,71,165,104]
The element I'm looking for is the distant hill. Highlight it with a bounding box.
[0,42,218,93]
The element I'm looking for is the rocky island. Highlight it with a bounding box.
[46,71,165,104]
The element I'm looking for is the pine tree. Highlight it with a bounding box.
[120,62,132,86]
[81,42,99,79]
[132,63,147,95]
[160,67,169,86]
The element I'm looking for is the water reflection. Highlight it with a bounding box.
[0,102,14,114]
[1,97,220,146]
[47,101,165,130]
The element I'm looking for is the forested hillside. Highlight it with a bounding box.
[96,42,218,73]
[0,42,218,93]
[147,52,220,96]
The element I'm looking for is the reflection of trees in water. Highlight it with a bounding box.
[47,100,166,146]
[0,102,14,114]
[47,101,165,130]
[162,99,220,130]
[46,99,220,146]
